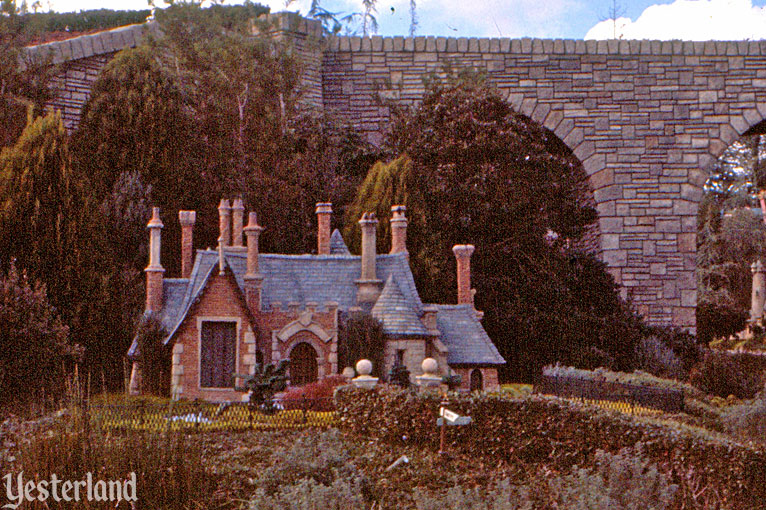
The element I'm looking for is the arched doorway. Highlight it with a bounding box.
[470,369,483,392]
[289,342,318,386]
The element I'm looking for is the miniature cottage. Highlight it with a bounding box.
[128,200,504,401]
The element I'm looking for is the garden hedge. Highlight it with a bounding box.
[334,385,766,509]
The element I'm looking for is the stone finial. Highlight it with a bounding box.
[342,366,356,379]
[352,359,378,389]
[316,202,333,255]
[178,210,196,279]
[231,198,245,247]
[453,244,476,306]
[390,205,408,254]
[416,357,442,388]
[421,357,438,375]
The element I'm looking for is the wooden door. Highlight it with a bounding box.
[470,368,483,392]
[290,342,318,386]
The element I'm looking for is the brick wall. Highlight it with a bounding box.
[171,273,255,402]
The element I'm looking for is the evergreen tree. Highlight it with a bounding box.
[0,261,76,408]
[348,77,642,380]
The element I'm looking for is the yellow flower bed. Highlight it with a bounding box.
[89,404,338,432]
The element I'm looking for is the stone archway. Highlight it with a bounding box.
[289,342,318,386]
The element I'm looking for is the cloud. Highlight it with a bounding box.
[585,0,766,40]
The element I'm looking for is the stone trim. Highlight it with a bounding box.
[23,22,153,66]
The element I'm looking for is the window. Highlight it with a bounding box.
[200,321,237,388]
[396,349,405,367]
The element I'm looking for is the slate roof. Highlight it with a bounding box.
[330,229,351,254]
[435,305,505,365]
[128,233,504,368]
[372,275,429,337]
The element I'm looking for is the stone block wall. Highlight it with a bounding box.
[31,14,766,331]
[318,34,766,332]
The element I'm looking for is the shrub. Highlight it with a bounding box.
[334,386,766,509]
[550,445,677,510]
[134,313,169,396]
[412,479,533,510]
[722,393,766,444]
[249,429,372,506]
[689,351,762,399]
[337,312,386,378]
[0,261,78,409]
[281,375,346,411]
[249,478,367,510]
[634,335,684,380]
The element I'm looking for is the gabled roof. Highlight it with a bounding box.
[372,275,429,337]
[129,243,505,368]
[435,304,505,365]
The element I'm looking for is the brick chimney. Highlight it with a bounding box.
[356,212,383,305]
[453,244,475,306]
[316,202,332,255]
[752,260,765,324]
[244,212,264,311]
[390,205,408,255]
[218,198,231,247]
[145,207,164,312]
[231,198,245,248]
[178,210,196,279]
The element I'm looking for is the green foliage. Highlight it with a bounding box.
[0,111,81,304]
[135,313,168,396]
[349,77,641,380]
[249,429,368,498]
[335,385,766,509]
[697,135,766,342]
[550,446,677,510]
[689,351,762,399]
[722,392,766,444]
[634,335,684,380]
[234,360,290,413]
[337,312,386,377]
[344,155,412,254]
[413,479,533,510]
[0,261,76,408]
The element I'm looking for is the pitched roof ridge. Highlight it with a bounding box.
[330,229,351,255]
[373,274,406,309]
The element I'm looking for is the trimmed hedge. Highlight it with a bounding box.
[334,386,766,509]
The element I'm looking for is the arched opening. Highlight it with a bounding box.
[469,368,483,392]
[289,342,318,386]
[697,120,766,346]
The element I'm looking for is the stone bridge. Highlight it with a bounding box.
[28,13,766,332]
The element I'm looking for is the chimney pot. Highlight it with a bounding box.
[453,244,475,306]
[316,202,332,255]
[244,212,264,311]
[218,198,231,247]
[145,207,165,312]
[178,210,196,279]
[356,212,382,304]
[231,198,245,247]
[390,205,408,254]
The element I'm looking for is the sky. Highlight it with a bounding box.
[40,0,766,40]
